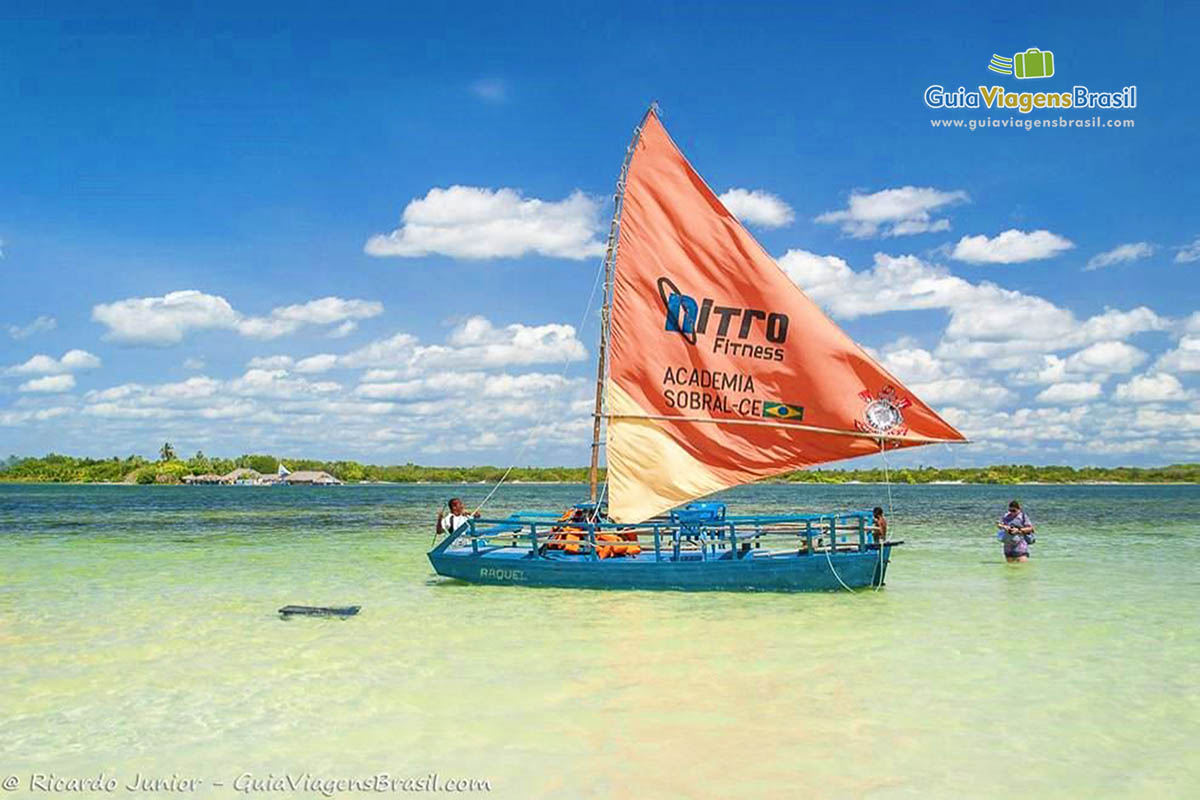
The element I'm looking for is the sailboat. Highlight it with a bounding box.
[429,106,965,591]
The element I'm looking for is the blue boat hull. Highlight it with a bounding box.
[428,545,894,592]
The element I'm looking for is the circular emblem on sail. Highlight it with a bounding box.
[854,386,913,436]
[863,398,904,433]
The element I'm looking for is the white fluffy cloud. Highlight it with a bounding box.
[246,355,297,370]
[718,188,794,228]
[328,321,358,339]
[1062,341,1147,376]
[1155,337,1200,372]
[443,316,587,366]
[365,186,606,260]
[0,407,71,426]
[19,374,76,393]
[951,229,1075,264]
[1025,340,1158,382]
[257,297,382,328]
[1114,373,1190,403]
[1129,407,1200,435]
[7,349,102,375]
[778,249,1168,379]
[775,245,1195,445]
[1175,237,1200,264]
[23,312,596,459]
[779,249,1073,339]
[1085,242,1155,270]
[81,371,338,422]
[779,249,1006,323]
[876,343,1016,410]
[1078,307,1170,342]
[7,315,56,340]
[1035,381,1102,404]
[783,251,1071,342]
[947,404,1096,447]
[815,186,968,238]
[91,291,383,345]
[294,354,339,374]
[353,371,573,401]
[1029,355,1067,384]
[337,316,586,373]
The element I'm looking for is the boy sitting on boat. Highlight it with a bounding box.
[436,498,479,546]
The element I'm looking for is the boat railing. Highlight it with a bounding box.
[443,510,881,561]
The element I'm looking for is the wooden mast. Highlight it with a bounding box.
[589,104,656,502]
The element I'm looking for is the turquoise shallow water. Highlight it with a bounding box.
[1,483,1198,798]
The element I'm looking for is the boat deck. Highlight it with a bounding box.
[428,507,898,591]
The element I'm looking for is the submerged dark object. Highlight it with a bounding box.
[277,605,361,618]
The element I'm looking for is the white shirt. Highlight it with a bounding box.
[439,513,472,535]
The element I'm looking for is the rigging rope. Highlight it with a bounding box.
[588,475,610,523]
[824,536,856,593]
[825,439,894,593]
[470,233,610,516]
[874,438,894,592]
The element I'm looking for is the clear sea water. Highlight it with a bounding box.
[1,483,1197,798]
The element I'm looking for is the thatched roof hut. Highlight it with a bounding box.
[284,470,342,485]
[185,473,227,485]
[223,467,263,484]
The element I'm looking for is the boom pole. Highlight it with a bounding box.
[589,104,656,502]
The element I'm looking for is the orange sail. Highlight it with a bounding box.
[605,110,965,523]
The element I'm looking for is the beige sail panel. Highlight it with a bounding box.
[605,383,732,523]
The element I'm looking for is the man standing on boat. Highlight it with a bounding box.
[871,507,888,544]
[436,498,479,545]
[997,500,1035,562]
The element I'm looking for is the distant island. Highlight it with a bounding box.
[0,447,1197,485]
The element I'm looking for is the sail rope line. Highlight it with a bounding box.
[824,439,895,594]
[588,475,610,524]
[587,193,622,523]
[474,109,651,518]
[823,539,856,593]
[875,438,894,592]
[470,244,610,517]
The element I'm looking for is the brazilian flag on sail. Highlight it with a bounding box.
[762,402,805,422]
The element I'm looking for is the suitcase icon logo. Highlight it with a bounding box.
[988,48,1055,79]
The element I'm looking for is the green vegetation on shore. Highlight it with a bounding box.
[1,452,1197,485]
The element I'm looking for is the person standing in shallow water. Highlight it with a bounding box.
[997,500,1035,563]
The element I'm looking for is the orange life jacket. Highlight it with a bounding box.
[595,532,642,559]
[545,508,585,553]
[545,509,641,558]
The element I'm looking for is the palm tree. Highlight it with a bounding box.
[159,442,176,462]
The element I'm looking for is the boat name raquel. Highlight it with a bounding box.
[479,567,526,581]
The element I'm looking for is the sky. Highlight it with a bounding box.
[1,1,1197,468]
